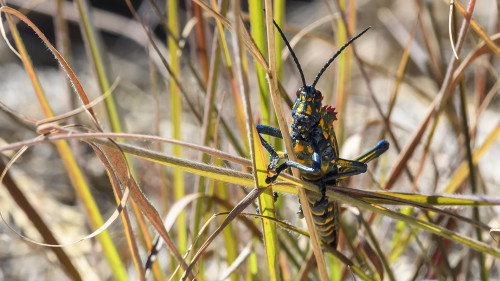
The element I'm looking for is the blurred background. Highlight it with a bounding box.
[0,0,499,280]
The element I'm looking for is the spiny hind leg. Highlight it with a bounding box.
[334,140,390,180]
[354,140,389,164]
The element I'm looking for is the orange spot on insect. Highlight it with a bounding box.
[306,105,312,115]
[322,164,328,174]
[297,103,304,113]
[296,143,304,151]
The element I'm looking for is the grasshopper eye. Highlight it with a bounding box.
[296,87,303,98]
[315,90,323,100]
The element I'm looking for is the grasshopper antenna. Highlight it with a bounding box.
[311,26,371,89]
[273,20,306,88]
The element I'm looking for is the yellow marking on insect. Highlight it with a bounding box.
[320,226,336,237]
[324,215,334,224]
[296,158,307,167]
[311,209,326,216]
[321,164,328,175]
[313,215,335,226]
[295,143,304,152]
[306,105,312,115]
[357,149,378,163]
[333,159,352,166]
[327,204,334,212]
[297,103,304,113]
[303,175,321,181]
[318,222,336,232]
[276,151,286,158]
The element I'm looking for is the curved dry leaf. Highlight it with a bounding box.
[361,240,384,280]
[144,193,206,277]
[217,242,253,281]
[451,33,500,90]
[0,141,130,247]
[181,187,268,280]
[490,228,500,242]
[35,78,120,129]
[448,0,459,60]
[93,135,193,279]
[0,6,101,129]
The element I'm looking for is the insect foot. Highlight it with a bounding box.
[265,174,278,184]
[297,204,304,219]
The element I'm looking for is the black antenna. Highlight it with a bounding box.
[311,26,371,89]
[273,20,306,87]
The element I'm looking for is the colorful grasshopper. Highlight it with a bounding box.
[257,23,389,247]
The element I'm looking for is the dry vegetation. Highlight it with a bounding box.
[0,0,499,280]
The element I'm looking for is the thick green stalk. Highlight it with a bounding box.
[249,0,270,126]
[167,0,187,258]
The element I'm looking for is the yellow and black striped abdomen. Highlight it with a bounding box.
[307,196,340,247]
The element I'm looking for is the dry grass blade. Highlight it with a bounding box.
[359,214,394,281]
[360,239,384,280]
[2,1,500,279]
[35,78,119,128]
[330,185,492,233]
[448,0,459,60]
[444,120,500,194]
[0,160,81,280]
[181,187,268,280]
[145,193,205,276]
[0,5,128,279]
[385,0,476,189]
[452,0,500,58]
[263,2,329,280]
[95,142,194,280]
[296,251,317,281]
[0,138,130,247]
[0,6,100,127]
[451,33,500,90]
[217,242,253,281]
[123,0,201,126]
[191,0,231,31]
[1,130,251,167]
[325,189,500,257]
[194,0,269,71]
[89,142,145,281]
